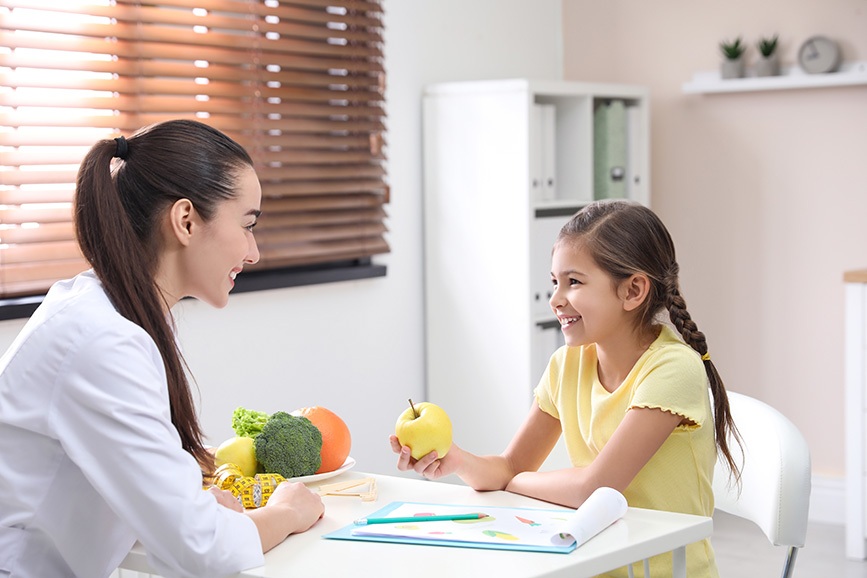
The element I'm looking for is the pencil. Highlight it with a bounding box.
[353,513,487,525]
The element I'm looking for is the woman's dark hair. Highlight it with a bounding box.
[74,119,254,474]
[557,199,742,485]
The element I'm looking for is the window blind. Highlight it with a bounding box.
[0,0,388,299]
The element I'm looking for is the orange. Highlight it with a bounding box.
[294,406,352,474]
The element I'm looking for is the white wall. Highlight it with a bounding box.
[0,0,563,477]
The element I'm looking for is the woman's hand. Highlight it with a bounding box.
[389,434,462,480]
[247,481,325,552]
[207,486,244,513]
[266,481,324,533]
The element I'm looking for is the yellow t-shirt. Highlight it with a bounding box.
[534,325,719,578]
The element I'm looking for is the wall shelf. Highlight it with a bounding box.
[682,61,867,94]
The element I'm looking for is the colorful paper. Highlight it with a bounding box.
[323,487,627,554]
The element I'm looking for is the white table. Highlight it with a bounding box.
[119,471,712,578]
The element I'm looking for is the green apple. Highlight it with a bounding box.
[394,399,453,460]
[214,436,257,477]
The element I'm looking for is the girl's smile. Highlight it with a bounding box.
[557,314,581,328]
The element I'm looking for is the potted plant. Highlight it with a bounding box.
[719,36,746,79]
[755,34,780,77]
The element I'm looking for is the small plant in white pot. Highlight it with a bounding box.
[755,34,780,77]
[719,36,746,79]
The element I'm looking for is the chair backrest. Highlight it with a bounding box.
[712,391,812,549]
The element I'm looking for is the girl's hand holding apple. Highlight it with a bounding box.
[389,434,463,480]
[394,399,453,459]
[391,399,459,480]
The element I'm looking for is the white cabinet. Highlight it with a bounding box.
[422,79,650,470]
[845,270,867,559]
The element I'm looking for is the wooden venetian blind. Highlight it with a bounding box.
[0,0,388,299]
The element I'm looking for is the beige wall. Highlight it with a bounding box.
[562,0,867,476]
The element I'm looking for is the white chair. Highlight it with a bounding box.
[712,391,812,578]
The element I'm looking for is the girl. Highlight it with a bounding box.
[0,120,324,578]
[391,199,740,578]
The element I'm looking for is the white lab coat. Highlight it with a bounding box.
[0,271,263,578]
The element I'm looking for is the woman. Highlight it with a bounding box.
[0,120,323,578]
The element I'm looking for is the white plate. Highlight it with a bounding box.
[287,456,356,484]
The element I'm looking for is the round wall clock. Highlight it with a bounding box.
[798,35,841,74]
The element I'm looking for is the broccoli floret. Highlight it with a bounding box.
[253,411,322,478]
[232,406,270,439]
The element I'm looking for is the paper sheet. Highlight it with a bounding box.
[343,487,626,552]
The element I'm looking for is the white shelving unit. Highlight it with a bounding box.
[682,61,867,94]
[422,79,649,470]
[845,269,867,560]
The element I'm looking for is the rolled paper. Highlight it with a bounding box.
[550,487,628,547]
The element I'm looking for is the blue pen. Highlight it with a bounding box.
[354,513,487,525]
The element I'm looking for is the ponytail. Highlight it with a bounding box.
[74,120,252,474]
[663,267,743,487]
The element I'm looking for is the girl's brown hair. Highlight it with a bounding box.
[74,119,254,474]
[557,199,742,483]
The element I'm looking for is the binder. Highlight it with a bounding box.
[593,99,627,199]
[530,216,567,319]
[540,103,557,201]
[625,104,642,196]
[531,103,557,202]
[530,103,544,201]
